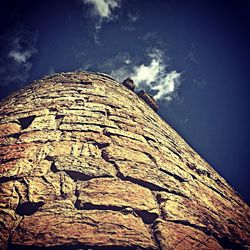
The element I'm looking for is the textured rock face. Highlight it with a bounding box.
[122,77,135,91]
[0,71,249,250]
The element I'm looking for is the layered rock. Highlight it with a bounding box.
[0,71,249,250]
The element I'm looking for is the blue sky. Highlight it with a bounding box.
[0,0,249,203]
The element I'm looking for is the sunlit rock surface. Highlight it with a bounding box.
[0,71,249,250]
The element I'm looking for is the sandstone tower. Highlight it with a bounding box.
[0,71,249,250]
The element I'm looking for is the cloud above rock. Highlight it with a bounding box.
[104,48,182,102]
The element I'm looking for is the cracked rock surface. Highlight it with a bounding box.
[0,71,249,250]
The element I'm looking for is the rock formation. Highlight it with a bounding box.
[137,90,159,112]
[0,71,249,250]
[122,77,135,91]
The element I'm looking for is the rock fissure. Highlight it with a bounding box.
[7,216,24,250]
[117,170,188,198]
[15,202,44,216]
[75,201,158,225]
[7,133,21,139]
[65,170,110,181]
[18,116,36,130]
[0,176,22,184]
[101,150,164,192]
[159,168,187,183]
[100,150,120,177]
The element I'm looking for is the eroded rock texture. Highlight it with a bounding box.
[0,71,249,250]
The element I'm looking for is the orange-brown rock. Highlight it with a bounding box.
[0,71,249,249]
[12,209,157,249]
[154,221,223,250]
[76,178,159,223]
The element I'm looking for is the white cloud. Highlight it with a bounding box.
[8,49,36,64]
[125,59,131,64]
[105,48,182,102]
[132,59,163,83]
[81,0,121,43]
[152,70,181,100]
[131,49,164,84]
[83,0,120,19]
[130,49,182,101]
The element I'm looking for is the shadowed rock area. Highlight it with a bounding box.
[0,71,249,250]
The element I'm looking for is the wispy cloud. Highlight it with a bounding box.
[101,48,182,102]
[8,49,36,64]
[0,25,38,86]
[185,43,199,65]
[83,0,120,19]
[121,11,139,31]
[180,117,189,124]
[128,12,139,23]
[81,0,121,42]
[139,32,166,48]
[131,49,181,101]
[152,70,181,101]
[193,78,206,88]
